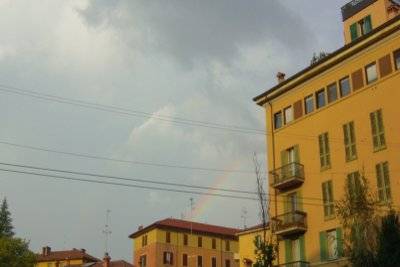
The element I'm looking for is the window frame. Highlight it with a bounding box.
[166,232,171,243]
[163,251,173,265]
[197,255,203,267]
[394,49,400,70]
[182,254,188,267]
[197,236,202,248]
[365,62,378,84]
[376,161,391,203]
[319,132,331,170]
[326,229,339,260]
[322,180,335,219]
[304,95,314,114]
[339,76,351,97]
[327,82,338,103]
[316,89,326,109]
[370,109,386,151]
[139,255,147,267]
[274,111,283,130]
[211,257,217,267]
[284,106,293,124]
[343,121,357,162]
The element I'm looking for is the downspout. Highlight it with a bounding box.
[267,100,279,265]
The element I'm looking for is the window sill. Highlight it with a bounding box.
[373,146,387,153]
[345,156,358,163]
[324,215,336,221]
[320,165,331,172]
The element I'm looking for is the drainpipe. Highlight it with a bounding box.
[267,100,279,265]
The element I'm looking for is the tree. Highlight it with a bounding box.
[252,154,277,267]
[310,51,330,65]
[335,173,379,267]
[0,198,14,238]
[0,237,36,267]
[376,212,400,266]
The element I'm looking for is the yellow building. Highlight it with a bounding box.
[35,246,99,267]
[236,224,268,267]
[129,218,240,267]
[253,0,400,266]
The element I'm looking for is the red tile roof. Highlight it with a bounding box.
[92,260,134,267]
[129,218,240,239]
[36,248,100,262]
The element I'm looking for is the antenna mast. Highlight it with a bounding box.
[241,207,248,229]
[102,209,112,254]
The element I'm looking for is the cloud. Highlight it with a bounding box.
[80,0,315,66]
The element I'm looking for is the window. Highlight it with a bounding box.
[322,181,335,218]
[274,111,283,129]
[327,83,338,103]
[198,236,202,247]
[350,15,372,41]
[142,235,148,247]
[225,240,230,251]
[284,237,305,263]
[365,62,378,84]
[339,77,351,97]
[225,259,231,267]
[163,252,173,265]
[183,234,188,246]
[376,162,391,202]
[304,95,314,114]
[166,232,171,243]
[212,238,216,249]
[370,109,386,151]
[343,121,357,161]
[316,89,326,109]
[212,257,217,267]
[320,229,343,261]
[395,49,400,70]
[347,171,361,201]
[139,255,147,267]
[255,235,262,247]
[284,106,293,124]
[319,132,331,169]
[197,255,203,267]
[183,254,188,267]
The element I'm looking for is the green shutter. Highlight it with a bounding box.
[376,163,384,201]
[336,228,344,257]
[370,112,379,149]
[364,15,372,33]
[285,240,292,263]
[281,150,288,166]
[322,183,328,216]
[383,162,391,201]
[320,231,327,261]
[328,181,334,216]
[294,145,300,163]
[350,23,358,41]
[325,133,331,166]
[319,134,324,167]
[300,235,306,261]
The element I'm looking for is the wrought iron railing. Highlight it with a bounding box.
[275,261,310,267]
[272,211,307,235]
[270,163,304,189]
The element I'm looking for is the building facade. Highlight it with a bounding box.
[35,247,99,267]
[236,224,268,267]
[253,0,400,266]
[129,218,240,267]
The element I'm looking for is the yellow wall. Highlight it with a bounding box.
[35,259,82,267]
[343,0,391,44]
[260,16,400,267]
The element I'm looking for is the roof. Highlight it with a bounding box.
[129,218,241,239]
[253,14,400,106]
[237,223,269,236]
[36,248,100,262]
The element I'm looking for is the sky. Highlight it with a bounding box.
[0,0,349,262]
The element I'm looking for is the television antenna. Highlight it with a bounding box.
[102,209,112,254]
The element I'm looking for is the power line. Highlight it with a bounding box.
[0,162,257,195]
[0,140,254,174]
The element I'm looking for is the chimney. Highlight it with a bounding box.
[276,72,286,83]
[80,248,86,254]
[138,225,143,231]
[42,246,51,256]
[103,252,111,267]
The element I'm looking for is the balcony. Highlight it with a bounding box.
[272,211,307,237]
[270,163,305,191]
[275,261,310,267]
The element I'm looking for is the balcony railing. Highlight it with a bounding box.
[275,261,310,267]
[270,162,305,191]
[272,211,307,237]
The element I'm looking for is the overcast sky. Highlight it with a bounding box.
[0,0,349,262]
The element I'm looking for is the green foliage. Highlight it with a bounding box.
[0,237,36,267]
[252,234,277,267]
[335,174,379,267]
[376,212,400,267]
[0,198,14,238]
[310,51,330,65]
